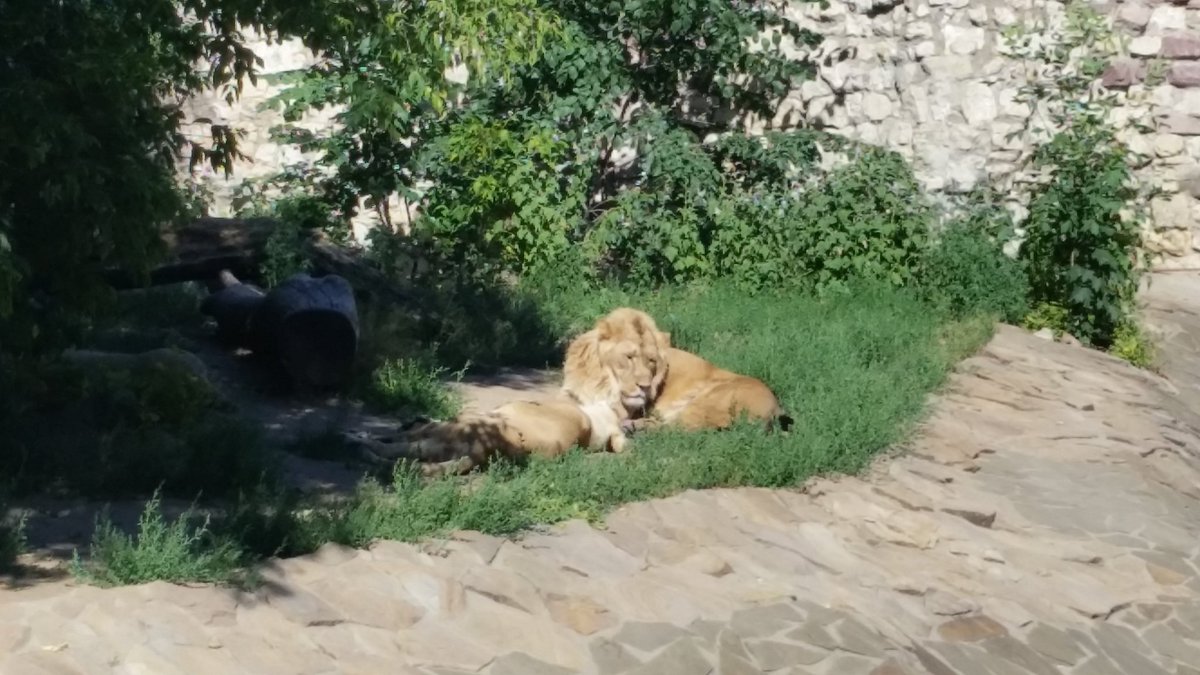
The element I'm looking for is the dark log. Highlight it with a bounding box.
[249,272,360,390]
[104,216,424,309]
[61,347,211,382]
[103,217,276,290]
[199,278,266,347]
[201,270,359,390]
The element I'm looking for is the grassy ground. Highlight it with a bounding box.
[10,277,995,587]
[300,282,993,546]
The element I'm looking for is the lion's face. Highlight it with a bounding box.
[592,308,670,415]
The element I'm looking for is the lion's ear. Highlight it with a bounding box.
[595,317,613,340]
[658,331,672,348]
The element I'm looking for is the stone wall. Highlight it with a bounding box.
[177,0,1200,270]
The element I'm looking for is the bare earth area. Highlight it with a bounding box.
[3,274,1200,674]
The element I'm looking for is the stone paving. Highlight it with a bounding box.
[3,276,1200,674]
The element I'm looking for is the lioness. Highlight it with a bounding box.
[562,307,793,433]
[357,398,627,477]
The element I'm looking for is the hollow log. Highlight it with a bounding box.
[200,270,359,391]
[250,272,360,390]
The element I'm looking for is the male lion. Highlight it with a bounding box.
[561,307,793,433]
[558,306,672,419]
[357,398,627,477]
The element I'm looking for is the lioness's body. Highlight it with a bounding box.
[360,398,626,476]
[643,347,788,431]
[561,307,791,432]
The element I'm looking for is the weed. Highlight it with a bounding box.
[0,508,25,573]
[1110,320,1156,369]
[919,219,1028,324]
[1022,302,1071,338]
[213,482,329,560]
[70,490,249,588]
[361,357,464,419]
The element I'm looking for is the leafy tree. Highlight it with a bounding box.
[273,0,831,283]
[0,0,557,354]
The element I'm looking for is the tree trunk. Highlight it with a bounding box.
[104,217,423,307]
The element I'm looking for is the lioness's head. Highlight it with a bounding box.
[561,307,670,416]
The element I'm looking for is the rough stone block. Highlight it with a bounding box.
[1178,168,1200,197]
[1156,133,1187,157]
[1169,62,1200,86]
[905,21,934,40]
[1131,35,1164,56]
[1162,31,1200,58]
[1157,113,1200,135]
[967,6,989,27]
[1102,59,1147,89]
[863,92,895,122]
[960,82,998,126]
[1148,6,1189,35]
[1146,228,1193,256]
[1152,193,1195,230]
[944,25,986,55]
[1118,3,1154,31]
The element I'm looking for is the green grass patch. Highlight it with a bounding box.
[1109,320,1157,369]
[359,357,465,419]
[306,282,995,545]
[70,490,250,588]
[1,506,25,573]
[64,280,997,587]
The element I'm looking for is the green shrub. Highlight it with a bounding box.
[71,491,248,588]
[1109,320,1156,368]
[787,146,933,290]
[1,358,274,500]
[1022,302,1071,337]
[593,142,934,293]
[1005,2,1149,348]
[919,212,1029,322]
[1021,126,1141,348]
[361,358,464,420]
[242,193,353,287]
[261,217,310,288]
[415,115,589,277]
[0,505,25,573]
